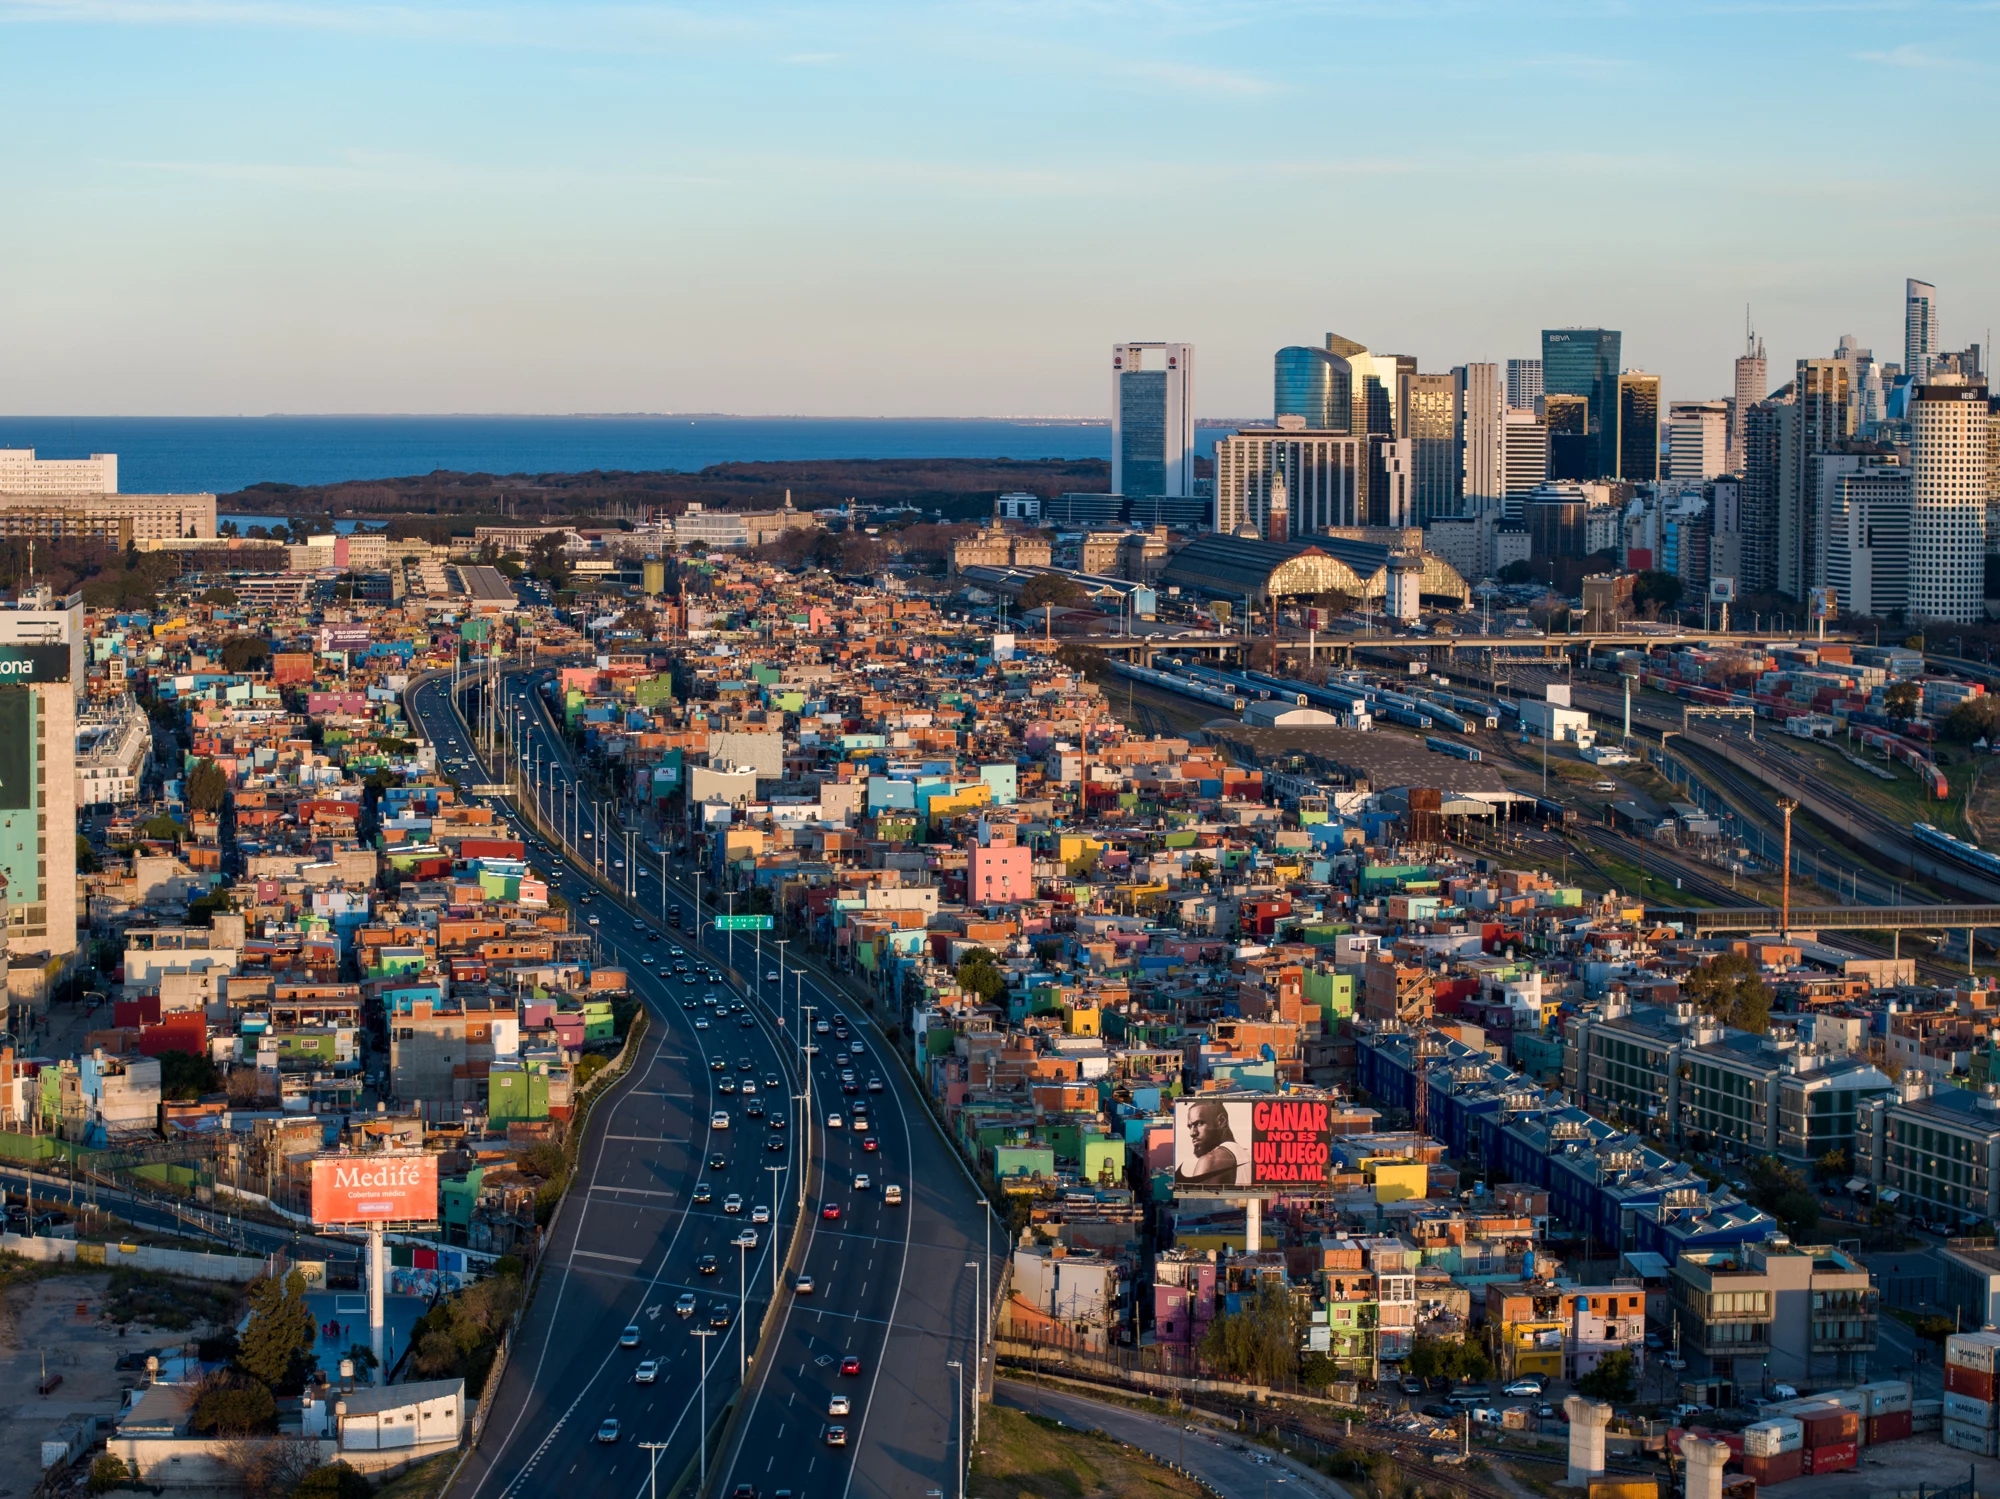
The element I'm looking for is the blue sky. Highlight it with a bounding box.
[2,0,1993,418]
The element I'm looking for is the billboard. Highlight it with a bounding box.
[309,1153,439,1225]
[1171,1097,1335,1194]
[1707,577,1736,604]
[0,691,31,812]
[1809,586,1838,620]
[0,645,71,684]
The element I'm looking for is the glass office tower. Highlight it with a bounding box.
[1111,343,1194,499]
[1541,328,1622,479]
[1275,347,1344,429]
[1616,372,1661,482]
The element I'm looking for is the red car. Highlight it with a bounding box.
[822,1204,841,1221]
[840,1355,862,1376]
[861,1137,879,1152]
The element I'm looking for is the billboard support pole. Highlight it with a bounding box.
[369,1224,386,1381]
[1244,1196,1260,1253]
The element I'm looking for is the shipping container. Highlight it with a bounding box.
[1943,1418,1998,1458]
[1802,1441,1856,1475]
[1866,1410,1913,1446]
[1913,1399,1944,1434]
[1857,1380,1913,1416]
[1947,1330,2000,1374]
[1946,1363,1996,1402]
[1799,1409,1859,1446]
[1743,1418,1803,1457]
[1943,1391,1997,1429]
[1744,1451,1801,1486]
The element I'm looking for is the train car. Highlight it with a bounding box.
[1914,821,2000,880]
[1533,795,1577,825]
[1424,735,1483,763]
[1110,661,1247,714]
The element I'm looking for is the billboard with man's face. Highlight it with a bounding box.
[1171,1097,1335,1195]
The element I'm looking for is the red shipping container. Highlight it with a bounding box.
[1947,1364,1997,1402]
[1745,1452,1803,1486]
[1801,1410,1859,1445]
[1866,1411,1912,1446]
[1803,1442,1856,1475]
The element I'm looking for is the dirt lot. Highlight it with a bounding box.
[0,1266,245,1495]
[1761,1435,1995,1499]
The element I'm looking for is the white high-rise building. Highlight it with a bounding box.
[1909,382,1989,623]
[1110,343,1194,500]
[1505,359,1543,411]
[1731,334,1766,471]
[1456,362,1504,509]
[1906,280,1940,383]
[0,450,117,495]
[1668,401,1730,482]
[1501,409,1548,514]
[1825,460,1911,621]
[1211,421,1368,538]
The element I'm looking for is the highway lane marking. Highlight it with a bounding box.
[591,1185,678,1198]
[603,1135,692,1143]
[572,1249,645,1265]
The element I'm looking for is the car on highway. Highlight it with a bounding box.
[698,1254,719,1274]
[746,1101,763,1118]
[841,1078,858,1094]
[828,1395,850,1417]
[717,1079,735,1095]
[883,1184,902,1204]
[751,1204,770,1223]
[795,1274,814,1294]
[635,1360,659,1384]
[676,1293,697,1317]
[854,1173,871,1190]
[693,1185,712,1205]
[733,1227,758,1249]
[765,970,779,983]
[711,1058,727,1072]
[764,1075,781,1089]
[804,1042,818,1056]
[834,1026,848,1041]
[850,1041,865,1055]
[723,1193,742,1214]
[598,1419,621,1443]
[588,915,601,925]
[822,1204,841,1221]
[739,1015,755,1028]
[738,1058,753,1071]
[712,1111,732,1130]
[840,1356,862,1376]
[861,1136,879,1152]
[708,1153,727,1169]
[816,1020,831,1034]
[766,1137,785,1152]
[827,1113,843,1129]
[620,1325,640,1347]
[826,1426,846,1447]
[708,1304,731,1328]
[868,1077,883,1092]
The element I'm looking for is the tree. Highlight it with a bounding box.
[1575,1349,1636,1402]
[1885,681,1923,722]
[186,758,229,813]
[1631,570,1685,616]
[236,1271,316,1393]
[75,835,100,874]
[1199,1279,1300,1387]
[1407,1334,1492,1383]
[200,586,239,605]
[291,1463,372,1499]
[1680,951,1772,1034]
[157,1049,222,1101]
[190,1373,277,1436]
[219,635,271,674]
[1813,1147,1850,1182]
[955,948,1007,1004]
[1945,696,2000,743]
[1019,574,1086,613]
[89,1456,132,1494]
[1497,560,1534,585]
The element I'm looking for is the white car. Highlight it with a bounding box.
[733,1227,758,1249]
[619,1325,640,1347]
[1502,1379,1542,1397]
[827,1112,843,1129]
[850,1041,865,1055]
[751,1204,770,1224]
[635,1360,659,1384]
[740,1081,757,1096]
[588,915,601,926]
[723,1193,743,1214]
[854,1173,871,1190]
[828,1395,851,1417]
[598,1418,621,1443]
[816,1020,831,1034]
[711,1111,730,1130]
[694,1019,709,1030]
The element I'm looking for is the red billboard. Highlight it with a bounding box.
[1171,1097,1334,1194]
[310,1153,439,1225]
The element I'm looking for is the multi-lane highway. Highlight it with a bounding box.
[413,663,1003,1499]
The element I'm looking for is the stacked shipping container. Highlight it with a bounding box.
[1943,1331,2000,1457]
[1743,1417,1802,1485]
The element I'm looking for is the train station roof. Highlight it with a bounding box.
[1159,533,1468,605]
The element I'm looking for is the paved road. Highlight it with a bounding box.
[1864,1246,1947,1398]
[991,1379,1352,1499]
[471,660,1006,1499]
[411,673,803,1499]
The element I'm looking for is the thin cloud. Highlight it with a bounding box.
[1107,56,1273,92]
[1855,42,1987,69]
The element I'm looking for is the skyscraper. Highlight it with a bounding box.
[1731,323,1767,469]
[1793,359,1854,592]
[1502,409,1549,508]
[1401,371,1460,524]
[1212,422,1369,538]
[0,589,82,958]
[1824,460,1912,621]
[1906,279,1940,383]
[1616,372,1661,482]
[1668,401,1729,482]
[1111,342,1194,500]
[1741,394,1795,594]
[1909,382,1989,623]
[1543,394,1593,482]
[1541,328,1622,479]
[1274,346,1341,429]
[1456,363,1504,509]
[1506,359,1543,412]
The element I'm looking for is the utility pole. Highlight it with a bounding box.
[947,1359,965,1499]
[639,1441,669,1499]
[1778,797,1797,938]
[965,1259,983,1442]
[766,1162,786,1298]
[691,1326,716,1491]
[738,1240,750,1383]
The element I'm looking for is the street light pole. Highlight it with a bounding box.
[766,1162,786,1298]
[947,1359,965,1499]
[639,1441,669,1499]
[965,1260,982,1443]
[691,1326,716,1491]
[738,1240,749,1383]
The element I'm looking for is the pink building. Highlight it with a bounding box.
[967,842,1032,905]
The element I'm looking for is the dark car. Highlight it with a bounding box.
[1423,1404,1457,1420]
[708,1153,727,1169]
[746,1102,763,1118]
[697,1254,718,1274]
[709,1304,731,1328]
[766,1138,785,1152]
[711,1059,727,1072]
[738,1058,754,1071]
[692,1185,712,1205]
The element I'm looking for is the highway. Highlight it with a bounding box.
[422,660,1004,1499]
[410,673,803,1499]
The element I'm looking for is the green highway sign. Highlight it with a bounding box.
[716,914,774,931]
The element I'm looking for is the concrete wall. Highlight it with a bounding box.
[1,1233,270,1282]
